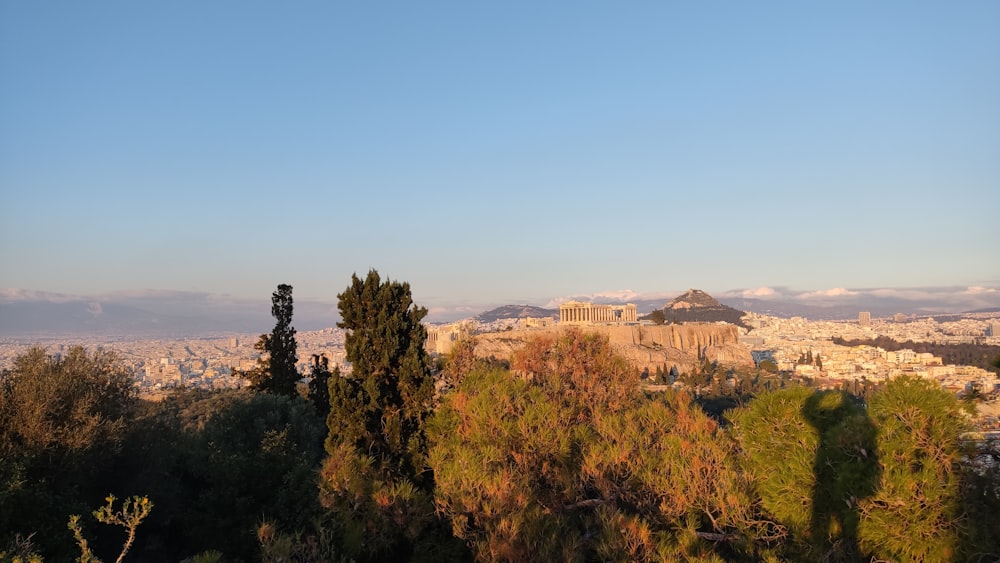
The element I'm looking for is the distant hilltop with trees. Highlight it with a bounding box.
[645,289,750,329]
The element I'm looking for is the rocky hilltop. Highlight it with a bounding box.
[651,289,749,329]
[666,289,722,309]
[473,323,752,375]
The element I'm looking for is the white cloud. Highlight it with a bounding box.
[543,297,571,308]
[425,305,480,323]
[798,287,858,299]
[0,288,80,303]
[863,286,1000,304]
[543,290,678,309]
[718,287,787,301]
[594,290,636,301]
[793,286,1000,312]
[965,286,998,295]
[743,287,778,298]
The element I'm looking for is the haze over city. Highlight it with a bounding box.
[2,2,998,328]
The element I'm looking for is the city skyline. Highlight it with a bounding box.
[2,2,998,313]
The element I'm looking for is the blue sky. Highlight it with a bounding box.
[1,1,998,320]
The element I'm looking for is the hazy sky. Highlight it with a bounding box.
[2,1,998,315]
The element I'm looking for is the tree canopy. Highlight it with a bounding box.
[429,330,762,561]
[320,270,444,561]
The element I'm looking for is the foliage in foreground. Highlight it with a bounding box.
[730,387,877,560]
[858,376,970,560]
[0,347,135,559]
[320,270,462,561]
[429,330,767,561]
[0,346,326,563]
[69,495,153,563]
[731,377,989,562]
[429,331,1000,562]
[114,389,326,561]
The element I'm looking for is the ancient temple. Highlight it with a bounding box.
[559,301,638,324]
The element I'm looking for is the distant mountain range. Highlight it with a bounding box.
[0,300,261,338]
[0,297,338,338]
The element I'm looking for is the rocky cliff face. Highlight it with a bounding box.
[472,324,753,375]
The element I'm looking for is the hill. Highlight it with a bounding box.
[648,289,748,328]
[474,304,558,323]
[665,289,723,309]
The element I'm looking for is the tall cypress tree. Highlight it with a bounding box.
[319,270,446,561]
[325,269,433,477]
[307,354,335,418]
[244,284,299,396]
